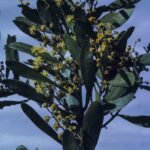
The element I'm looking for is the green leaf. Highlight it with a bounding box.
[119,115,150,128]
[21,5,42,24]
[140,85,150,91]
[0,100,28,109]
[64,34,81,61]
[135,53,150,65]
[92,0,140,19]
[109,92,135,112]
[83,102,104,150]
[13,17,43,41]
[66,94,80,106]
[8,42,33,56]
[96,69,103,79]
[108,0,141,10]
[37,0,61,34]
[5,35,19,79]
[6,61,65,92]
[80,40,97,108]
[104,86,128,102]
[117,26,135,52]
[62,130,79,150]
[109,70,135,87]
[105,82,138,111]
[21,103,60,143]
[0,90,14,98]
[8,42,58,63]
[16,145,28,150]
[2,79,49,104]
[100,8,134,29]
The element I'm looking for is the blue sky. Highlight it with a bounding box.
[0,0,150,150]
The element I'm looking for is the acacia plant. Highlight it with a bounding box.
[1,0,150,149]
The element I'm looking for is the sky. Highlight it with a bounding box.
[0,0,150,150]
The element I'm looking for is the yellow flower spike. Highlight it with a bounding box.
[53,122,59,131]
[29,25,36,35]
[43,116,50,123]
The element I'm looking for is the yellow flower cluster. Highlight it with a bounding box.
[63,83,77,94]
[34,81,43,93]
[33,56,43,69]
[31,46,47,56]
[90,23,114,69]
[53,63,65,71]
[49,102,77,134]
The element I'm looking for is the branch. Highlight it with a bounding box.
[102,109,121,128]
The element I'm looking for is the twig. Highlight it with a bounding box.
[102,110,121,128]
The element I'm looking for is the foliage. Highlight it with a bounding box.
[1,0,150,149]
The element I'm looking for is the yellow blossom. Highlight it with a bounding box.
[53,122,59,130]
[42,70,49,77]
[58,132,63,141]
[31,46,46,56]
[29,25,36,35]
[43,116,50,123]
[40,25,46,31]
[50,103,57,111]
[35,83,43,93]
[33,56,43,69]
[66,15,74,24]
[67,87,74,94]
[55,0,63,6]
[42,103,49,108]
[88,16,96,23]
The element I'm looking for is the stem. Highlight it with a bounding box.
[102,110,121,128]
[47,108,65,131]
